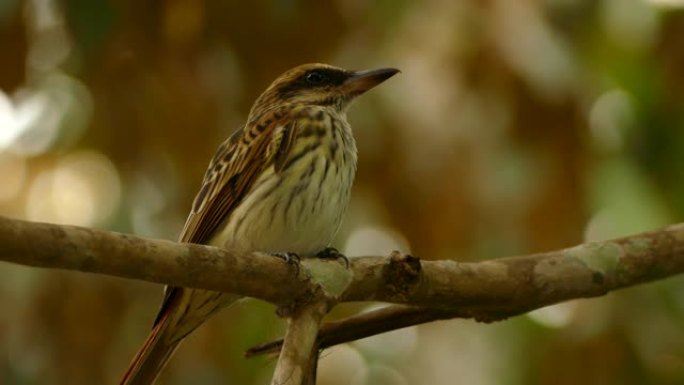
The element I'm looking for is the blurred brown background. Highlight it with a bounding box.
[1,0,684,384]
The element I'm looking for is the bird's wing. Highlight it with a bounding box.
[153,108,298,325]
[180,110,298,244]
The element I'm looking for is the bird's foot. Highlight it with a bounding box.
[271,252,301,275]
[315,247,349,269]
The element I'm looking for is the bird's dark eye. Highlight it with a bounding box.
[305,71,327,85]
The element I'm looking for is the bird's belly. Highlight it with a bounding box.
[212,152,354,256]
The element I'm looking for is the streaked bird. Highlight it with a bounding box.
[119,63,399,384]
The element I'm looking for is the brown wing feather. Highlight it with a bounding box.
[153,109,296,325]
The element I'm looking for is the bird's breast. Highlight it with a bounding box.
[215,111,357,256]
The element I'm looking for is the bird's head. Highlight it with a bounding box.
[251,63,399,114]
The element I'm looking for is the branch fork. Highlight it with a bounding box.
[2,216,684,384]
[272,258,353,385]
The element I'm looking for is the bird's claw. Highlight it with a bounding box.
[316,247,349,269]
[271,252,301,275]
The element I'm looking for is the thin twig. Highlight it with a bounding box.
[247,303,539,357]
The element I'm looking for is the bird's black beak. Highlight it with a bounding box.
[343,67,400,95]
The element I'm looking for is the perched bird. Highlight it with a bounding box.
[119,63,399,384]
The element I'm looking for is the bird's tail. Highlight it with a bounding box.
[118,311,180,385]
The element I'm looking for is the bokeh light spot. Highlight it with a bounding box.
[353,309,418,361]
[343,225,410,256]
[318,344,368,385]
[527,302,578,329]
[25,150,121,226]
[588,89,634,151]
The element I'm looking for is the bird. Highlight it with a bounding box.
[118,63,399,384]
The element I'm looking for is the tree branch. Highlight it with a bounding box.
[2,215,684,347]
[3,215,684,384]
[0,216,312,304]
[246,304,533,357]
[272,300,327,385]
[245,224,684,357]
[270,259,351,384]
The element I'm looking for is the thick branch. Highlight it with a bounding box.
[342,227,684,306]
[1,215,684,312]
[246,225,684,356]
[0,216,310,304]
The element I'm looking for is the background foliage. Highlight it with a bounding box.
[1,0,684,384]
